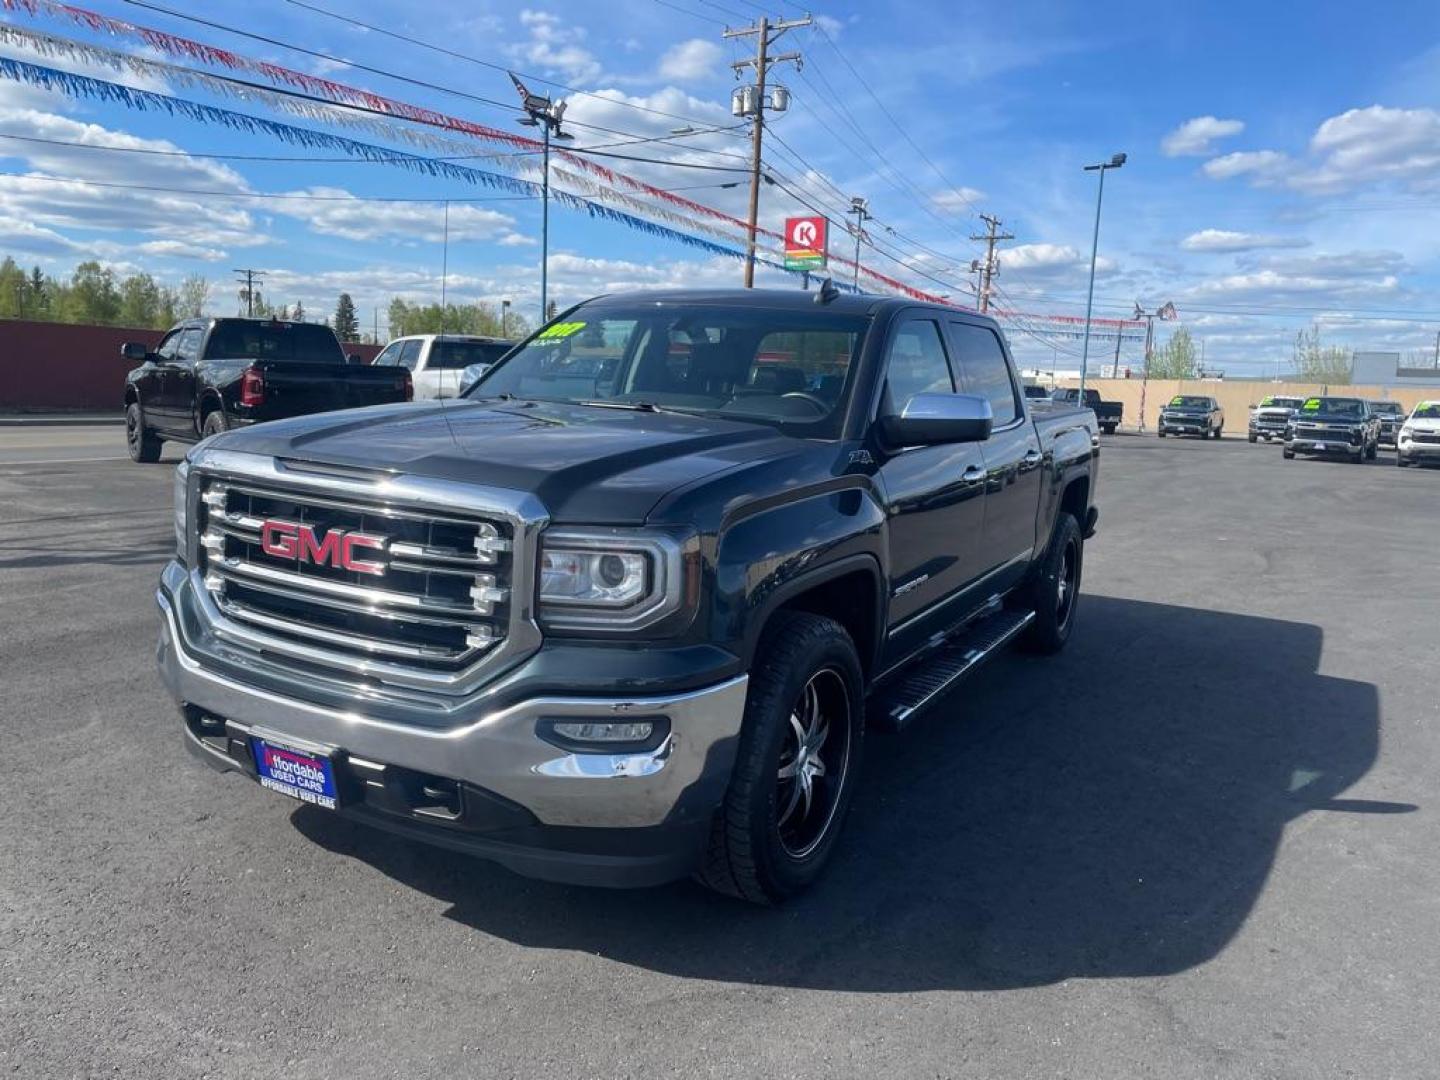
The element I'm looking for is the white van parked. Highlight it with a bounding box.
[372,334,515,400]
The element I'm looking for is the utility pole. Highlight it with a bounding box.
[1133,300,1176,432]
[1433,328,1439,369]
[847,197,870,289]
[725,14,810,287]
[969,214,1013,313]
[233,268,265,317]
[511,73,571,325]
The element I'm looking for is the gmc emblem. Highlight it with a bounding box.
[259,519,387,576]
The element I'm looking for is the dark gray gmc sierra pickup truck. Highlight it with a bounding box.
[158,288,1099,903]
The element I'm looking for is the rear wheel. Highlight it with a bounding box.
[125,401,162,463]
[697,612,864,904]
[1018,512,1082,656]
[201,410,227,439]
[1101,423,1116,435]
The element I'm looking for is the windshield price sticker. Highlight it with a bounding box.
[1169,396,1185,405]
[1302,398,1323,411]
[534,321,586,345]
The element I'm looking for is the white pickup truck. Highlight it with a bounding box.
[371,334,515,400]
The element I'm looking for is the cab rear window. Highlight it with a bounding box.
[204,321,345,364]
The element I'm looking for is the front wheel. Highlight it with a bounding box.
[1397,454,1411,468]
[1018,512,1083,655]
[1282,446,1295,459]
[1158,429,1166,438]
[1248,432,1258,444]
[125,401,162,463]
[697,612,864,904]
[1213,424,1223,440]
[1366,441,1378,460]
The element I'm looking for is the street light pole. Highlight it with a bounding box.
[510,73,571,325]
[1078,153,1126,407]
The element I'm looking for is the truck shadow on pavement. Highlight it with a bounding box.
[297,595,1402,991]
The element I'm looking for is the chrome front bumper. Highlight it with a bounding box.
[156,571,748,833]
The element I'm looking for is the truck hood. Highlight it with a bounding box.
[207,399,800,524]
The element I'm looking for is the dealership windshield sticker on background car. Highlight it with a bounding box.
[533,321,587,344]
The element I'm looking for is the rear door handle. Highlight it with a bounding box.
[962,465,986,483]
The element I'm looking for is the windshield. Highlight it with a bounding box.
[1300,397,1364,417]
[1367,402,1402,415]
[1169,396,1210,408]
[430,340,514,370]
[1412,403,1440,419]
[469,303,869,434]
[1259,396,1303,408]
[203,320,344,364]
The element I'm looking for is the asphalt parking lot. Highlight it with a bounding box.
[2,424,1437,1080]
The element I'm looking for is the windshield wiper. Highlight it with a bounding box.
[574,399,669,413]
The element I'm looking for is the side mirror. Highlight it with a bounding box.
[347,353,363,365]
[120,341,149,362]
[880,392,993,446]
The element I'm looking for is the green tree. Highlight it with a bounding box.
[1148,326,1198,379]
[1293,325,1351,385]
[61,261,121,324]
[386,298,508,337]
[333,292,359,341]
[27,265,50,319]
[118,272,163,328]
[177,274,210,318]
[292,300,306,323]
[156,285,178,328]
[0,256,25,318]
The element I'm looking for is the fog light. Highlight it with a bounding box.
[538,716,669,753]
[552,721,654,743]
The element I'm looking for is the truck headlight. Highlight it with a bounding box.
[538,528,689,631]
[173,460,191,563]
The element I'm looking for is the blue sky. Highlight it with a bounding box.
[1,0,1439,374]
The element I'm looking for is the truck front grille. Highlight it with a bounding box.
[194,474,519,685]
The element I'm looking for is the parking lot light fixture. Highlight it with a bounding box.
[1078,153,1126,406]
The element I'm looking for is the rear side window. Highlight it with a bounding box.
[948,322,1019,426]
[430,340,512,370]
[883,320,954,413]
[396,339,423,371]
[173,328,203,365]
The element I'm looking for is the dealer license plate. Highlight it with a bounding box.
[251,735,339,810]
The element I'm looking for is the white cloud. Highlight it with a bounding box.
[1295,105,1440,193]
[1161,116,1245,157]
[932,187,986,214]
[1180,229,1310,253]
[513,10,602,83]
[275,188,519,244]
[137,240,228,262]
[657,39,722,82]
[1003,242,1116,275]
[1202,149,1291,182]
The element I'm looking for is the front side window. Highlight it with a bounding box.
[173,328,203,365]
[948,321,1018,426]
[471,304,869,436]
[882,320,953,414]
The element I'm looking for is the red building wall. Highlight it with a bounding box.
[0,319,383,411]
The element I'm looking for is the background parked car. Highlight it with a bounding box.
[1051,387,1122,434]
[1283,397,1380,463]
[121,317,412,463]
[1396,400,1440,467]
[373,334,516,400]
[1159,395,1224,439]
[1366,400,1407,447]
[1248,395,1306,443]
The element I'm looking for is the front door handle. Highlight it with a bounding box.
[961,464,986,484]
[1022,449,1043,465]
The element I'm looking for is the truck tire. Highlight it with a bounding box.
[202,410,227,439]
[1397,454,1411,467]
[1350,447,1364,464]
[1282,446,1295,459]
[1018,511,1082,656]
[1157,429,1166,438]
[1101,423,1116,435]
[1366,440,1377,460]
[1248,432,1258,444]
[697,612,864,904]
[1213,424,1223,440]
[125,401,163,463]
